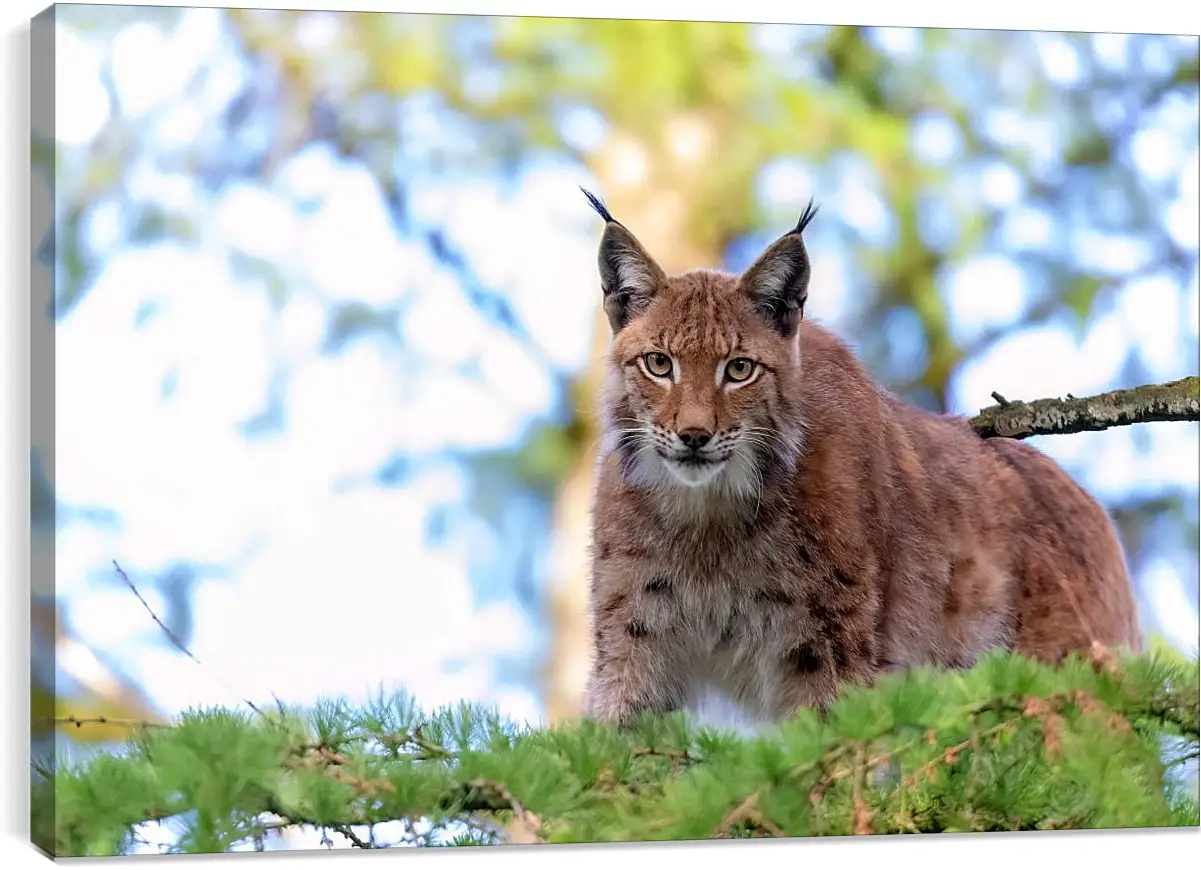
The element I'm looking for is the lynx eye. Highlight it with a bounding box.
[643,352,673,379]
[724,357,757,383]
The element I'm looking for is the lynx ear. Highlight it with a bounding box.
[582,188,666,332]
[740,200,819,337]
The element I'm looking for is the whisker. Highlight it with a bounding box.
[740,426,790,445]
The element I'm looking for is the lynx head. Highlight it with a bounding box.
[583,189,816,503]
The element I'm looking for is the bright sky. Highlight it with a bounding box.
[49,8,1200,811]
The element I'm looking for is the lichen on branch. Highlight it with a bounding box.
[970,376,1200,440]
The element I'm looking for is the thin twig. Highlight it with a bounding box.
[901,719,1021,791]
[714,789,786,838]
[288,744,397,796]
[851,743,872,835]
[112,560,264,716]
[42,715,167,729]
[373,727,452,760]
[330,824,373,849]
[631,746,695,774]
[441,779,544,844]
[790,742,853,781]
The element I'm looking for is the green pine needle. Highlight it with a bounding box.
[32,649,1200,856]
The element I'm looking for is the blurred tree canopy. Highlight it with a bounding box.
[36,9,1199,739]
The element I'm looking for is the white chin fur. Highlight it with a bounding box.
[662,458,726,487]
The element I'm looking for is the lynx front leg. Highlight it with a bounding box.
[771,591,882,718]
[586,585,684,726]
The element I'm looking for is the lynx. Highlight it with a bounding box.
[580,189,1141,731]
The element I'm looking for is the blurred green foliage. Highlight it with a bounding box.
[223,14,1198,407]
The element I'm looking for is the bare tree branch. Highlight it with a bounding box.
[970,376,1200,440]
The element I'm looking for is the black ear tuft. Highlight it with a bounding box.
[581,187,616,224]
[792,199,819,236]
[585,194,665,333]
[739,204,818,337]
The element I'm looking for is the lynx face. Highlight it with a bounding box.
[607,273,805,497]
[583,190,818,502]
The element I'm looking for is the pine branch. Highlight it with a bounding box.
[969,376,1199,440]
[32,649,1201,855]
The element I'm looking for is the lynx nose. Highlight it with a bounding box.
[678,428,713,451]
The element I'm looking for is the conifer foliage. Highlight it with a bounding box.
[34,646,1199,855]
